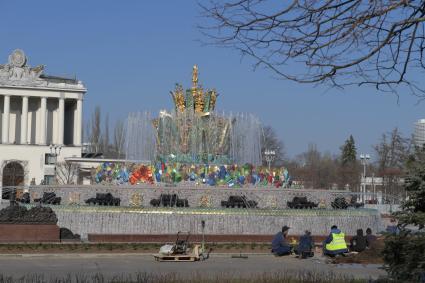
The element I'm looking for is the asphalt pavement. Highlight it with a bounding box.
[0,254,386,281]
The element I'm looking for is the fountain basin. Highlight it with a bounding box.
[36,206,384,239]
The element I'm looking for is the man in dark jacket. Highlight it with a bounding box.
[350,229,367,252]
[386,218,400,235]
[365,227,377,248]
[296,230,314,258]
[272,225,292,256]
[323,225,348,256]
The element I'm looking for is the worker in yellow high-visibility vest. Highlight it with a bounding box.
[323,225,348,256]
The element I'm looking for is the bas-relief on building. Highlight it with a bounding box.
[0,49,86,189]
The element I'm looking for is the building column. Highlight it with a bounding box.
[21,96,28,144]
[57,97,65,145]
[39,97,47,145]
[2,95,10,144]
[74,98,83,146]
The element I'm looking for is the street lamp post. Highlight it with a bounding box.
[360,153,370,203]
[49,144,62,185]
[49,144,62,159]
[264,149,276,170]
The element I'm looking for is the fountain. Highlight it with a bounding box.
[8,66,385,242]
[125,65,262,165]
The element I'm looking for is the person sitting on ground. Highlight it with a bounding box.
[323,225,348,257]
[295,230,314,258]
[365,228,377,248]
[350,229,367,252]
[386,218,400,235]
[272,225,292,256]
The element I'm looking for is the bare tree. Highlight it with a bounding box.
[55,161,80,185]
[201,1,425,97]
[103,113,110,156]
[373,128,411,197]
[113,119,126,159]
[83,119,91,144]
[293,144,339,189]
[374,128,411,171]
[89,106,102,153]
[261,125,285,166]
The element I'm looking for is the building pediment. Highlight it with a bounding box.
[0,49,85,90]
[0,49,44,87]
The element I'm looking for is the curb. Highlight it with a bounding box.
[0,252,275,258]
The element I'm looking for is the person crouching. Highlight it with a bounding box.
[350,228,367,252]
[295,230,314,258]
[272,225,292,256]
[323,225,348,257]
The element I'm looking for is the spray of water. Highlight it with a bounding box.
[125,110,262,165]
[229,112,262,165]
[125,112,156,162]
[125,65,262,165]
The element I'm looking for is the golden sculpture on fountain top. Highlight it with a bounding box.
[170,65,218,115]
[153,65,233,161]
[192,64,198,90]
[172,84,185,112]
[195,85,204,113]
[191,64,198,98]
[210,88,217,111]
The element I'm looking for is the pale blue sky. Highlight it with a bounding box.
[0,1,422,158]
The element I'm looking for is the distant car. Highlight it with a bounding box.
[221,195,257,208]
[150,194,189,207]
[331,197,348,209]
[16,192,30,204]
[287,196,317,209]
[85,193,120,206]
[348,195,364,208]
[331,195,364,209]
[34,192,61,205]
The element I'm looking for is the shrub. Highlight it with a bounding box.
[383,146,425,282]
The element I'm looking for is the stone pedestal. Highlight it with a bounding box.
[0,224,60,242]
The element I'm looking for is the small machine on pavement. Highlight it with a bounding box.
[153,221,209,262]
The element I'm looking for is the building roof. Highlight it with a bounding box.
[39,74,80,85]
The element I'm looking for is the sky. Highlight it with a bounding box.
[0,1,423,159]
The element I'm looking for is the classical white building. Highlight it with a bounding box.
[414,119,425,147]
[0,49,86,196]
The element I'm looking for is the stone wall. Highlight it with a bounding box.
[0,224,60,242]
[50,206,384,239]
[23,186,385,239]
[364,204,401,214]
[28,185,356,209]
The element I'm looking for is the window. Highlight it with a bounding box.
[44,175,55,185]
[45,154,57,165]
